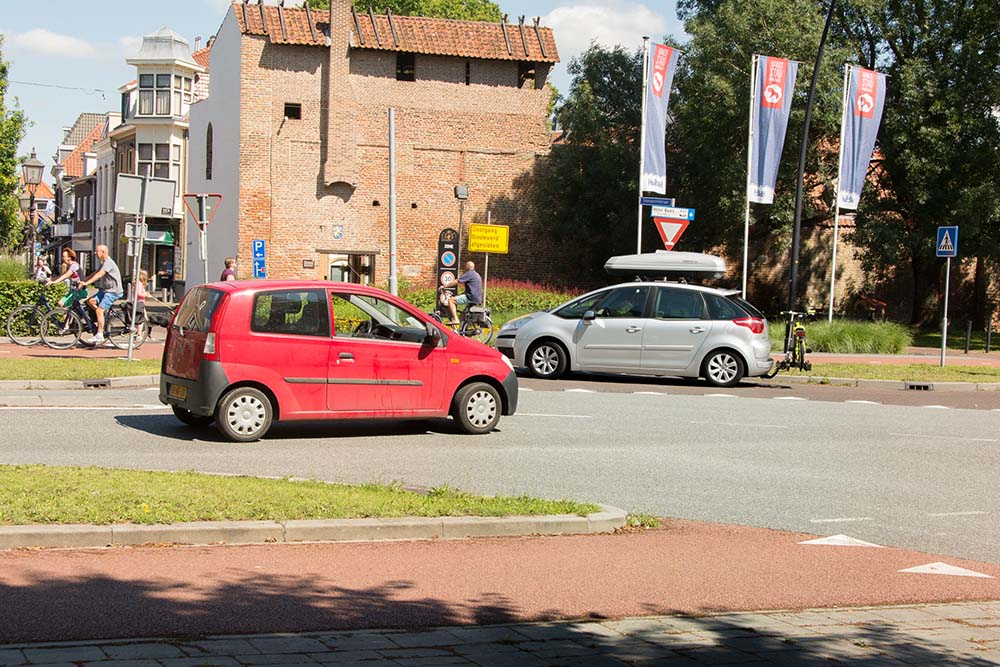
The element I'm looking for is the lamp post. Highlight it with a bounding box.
[21,149,45,275]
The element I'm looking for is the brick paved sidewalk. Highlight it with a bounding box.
[1,602,997,666]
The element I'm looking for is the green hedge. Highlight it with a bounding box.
[769,319,912,354]
[399,278,580,314]
[0,281,68,327]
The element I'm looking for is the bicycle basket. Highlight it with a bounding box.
[468,305,491,323]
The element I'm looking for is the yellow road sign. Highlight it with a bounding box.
[468,223,510,254]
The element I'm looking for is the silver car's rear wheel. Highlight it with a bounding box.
[527,340,567,379]
[703,350,744,388]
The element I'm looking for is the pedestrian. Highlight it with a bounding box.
[447,260,483,324]
[220,257,237,281]
[78,244,123,345]
[133,269,148,325]
[33,257,51,282]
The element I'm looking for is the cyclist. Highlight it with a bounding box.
[447,260,482,325]
[78,244,123,346]
[45,247,82,290]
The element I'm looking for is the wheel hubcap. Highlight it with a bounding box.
[465,390,497,428]
[531,346,558,375]
[709,354,738,383]
[226,394,267,435]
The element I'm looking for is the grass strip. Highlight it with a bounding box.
[778,363,1000,383]
[0,358,162,381]
[0,465,599,525]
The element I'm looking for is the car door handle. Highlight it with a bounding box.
[339,352,354,360]
[689,327,706,334]
[625,326,642,333]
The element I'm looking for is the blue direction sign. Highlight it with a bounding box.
[252,239,266,260]
[936,226,958,258]
[253,259,267,279]
[640,196,675,207]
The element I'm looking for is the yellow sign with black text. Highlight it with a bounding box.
[467,224,510,254]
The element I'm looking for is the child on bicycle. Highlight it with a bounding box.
[133,269,148,329]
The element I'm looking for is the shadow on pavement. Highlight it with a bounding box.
[0,570,994,664]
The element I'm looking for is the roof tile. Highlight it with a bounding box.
[61,122,104,179]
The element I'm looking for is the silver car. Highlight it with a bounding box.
[495,282,773,387]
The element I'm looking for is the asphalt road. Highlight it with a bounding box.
[2,383,998,562]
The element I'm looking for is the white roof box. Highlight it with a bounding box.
[604,251,727,280]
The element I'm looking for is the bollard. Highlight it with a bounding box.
[964,320,972,354]
[988,327,993,354]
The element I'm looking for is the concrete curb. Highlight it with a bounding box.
[758,374,1000,392]
[0,375,160,391]
[0,505,626,551]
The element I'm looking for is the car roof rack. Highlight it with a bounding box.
[604,251,727,282]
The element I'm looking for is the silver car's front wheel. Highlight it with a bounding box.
[703,350,744,388]
[527,341,567,379]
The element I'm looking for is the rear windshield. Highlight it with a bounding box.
[729,296,764,319]
[174,287,224,333]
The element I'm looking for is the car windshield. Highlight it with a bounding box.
[173,287,224,333]
[553,290,609,319]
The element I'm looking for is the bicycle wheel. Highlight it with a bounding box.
[794,337,806,369]
[461,316,494,345]
[106,305,144,349]
[40,308,83,349]
[6,305,43,346]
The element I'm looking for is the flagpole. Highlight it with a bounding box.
[636,36,650,254]
[742,54,758,299]
[828,64,851,322]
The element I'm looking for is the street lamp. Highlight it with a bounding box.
[21,149,45,274]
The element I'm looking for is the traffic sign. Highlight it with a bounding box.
[651,206,695,221]
[653,218,690,250]
[936,226,958,258]
[252,239,266,260]
[640,196,675,207]
[440,250,456,267]
[124,221,148,239]
[467,223,510,254]
[182,193,222,227]
[253,258,266,279]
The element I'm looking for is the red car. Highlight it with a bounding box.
[159,281,518,441]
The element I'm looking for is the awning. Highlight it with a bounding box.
[145,230,175,245]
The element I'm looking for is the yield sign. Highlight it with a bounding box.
[182,193,222,227]
[653,217,690,250]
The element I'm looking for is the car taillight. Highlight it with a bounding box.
[203,332,217,357]
[733,317,765,335]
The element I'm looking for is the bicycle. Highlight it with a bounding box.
[432,286,494,345]
[6,290,58,346]
[39,291,150,350]
[769,309,816,374]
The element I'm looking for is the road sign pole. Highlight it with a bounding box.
[483,211,491,308]
[198,195,209,285]
[126,211,145,363]
[941,256,951,368]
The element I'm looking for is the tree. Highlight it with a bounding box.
[837,0,1000,324]
[307,0,501,22]
[0,36,28,251]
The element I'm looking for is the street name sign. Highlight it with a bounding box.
[640,196,675,207]
[652,206,695,221]
[467,223,510,254]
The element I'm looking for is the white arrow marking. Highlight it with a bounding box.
[899,562,993,578]
[799,534,883,548]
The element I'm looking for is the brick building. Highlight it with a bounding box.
[186,0,559,288]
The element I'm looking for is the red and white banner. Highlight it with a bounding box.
[747,55,798,204]
[837,66,887,209]
[641,43,680,194]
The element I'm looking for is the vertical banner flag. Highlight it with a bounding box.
[641,43,680,194]
[748,56,798,204]
[838,66,886,209]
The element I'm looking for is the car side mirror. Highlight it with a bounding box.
[425,322,442,344]
[582,309,596,322]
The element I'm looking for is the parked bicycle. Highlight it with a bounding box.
[431,286,494,345]
[772,308,816,373]
[6,291,58,346]
[39,289,150,350]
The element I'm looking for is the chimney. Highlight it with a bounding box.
[194,36,202,50]
[207,35,216,49]
[322,0,359,187]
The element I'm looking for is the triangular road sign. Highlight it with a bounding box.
[799,534,883,548]
[938,230,954,253]
[653,217,690,250]
[898,562,993,578]
[183,193,223,227]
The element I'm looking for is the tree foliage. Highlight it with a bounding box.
[307,0,501,22]
[0,36,28,250]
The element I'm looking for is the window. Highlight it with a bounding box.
[554,290,609,319]
[653,288,705,320]
[205,123,213,181]
[704,293,747,320]
[595,286,650,318]
[518,62,536,89]
[252,290,330,337]
[330,292,426,342]
[138,142,176,181]
[174,287,224,333]
[283,103,302,120]
[396,52,415,81]
[138,71,192,116]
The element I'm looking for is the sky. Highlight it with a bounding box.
[2,0,680,171]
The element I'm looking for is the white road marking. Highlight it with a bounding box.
[520,387,534,392]
[689,420,786,429]
[846,400,881,405]
[890,432,997,443]
[517,413,592,419]
[705,393,736,398]
[564,388,595,393]
[0,405,169,411]
[808,517,875,524]
[799,534,883,548]
[899,562,993,578]
[923,405,951,409]
[773,396,807,401]
[633,391,666,395]
[926,511,987,517]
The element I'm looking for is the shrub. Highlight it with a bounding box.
[769,318,911,354]
[398,277,581,314]
[0,281,68,326]
[0,255,28,282]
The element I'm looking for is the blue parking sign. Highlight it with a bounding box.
[253,258,266,279]
[936,226,958,258]
[252,239,266,260]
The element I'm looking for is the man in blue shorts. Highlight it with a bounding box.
[448,261,483,324]
[79,244,123,345]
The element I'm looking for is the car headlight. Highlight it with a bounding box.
[499,314,537,332]
[500,354,514,371]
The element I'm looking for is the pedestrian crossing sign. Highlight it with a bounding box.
[936,226,958,258]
